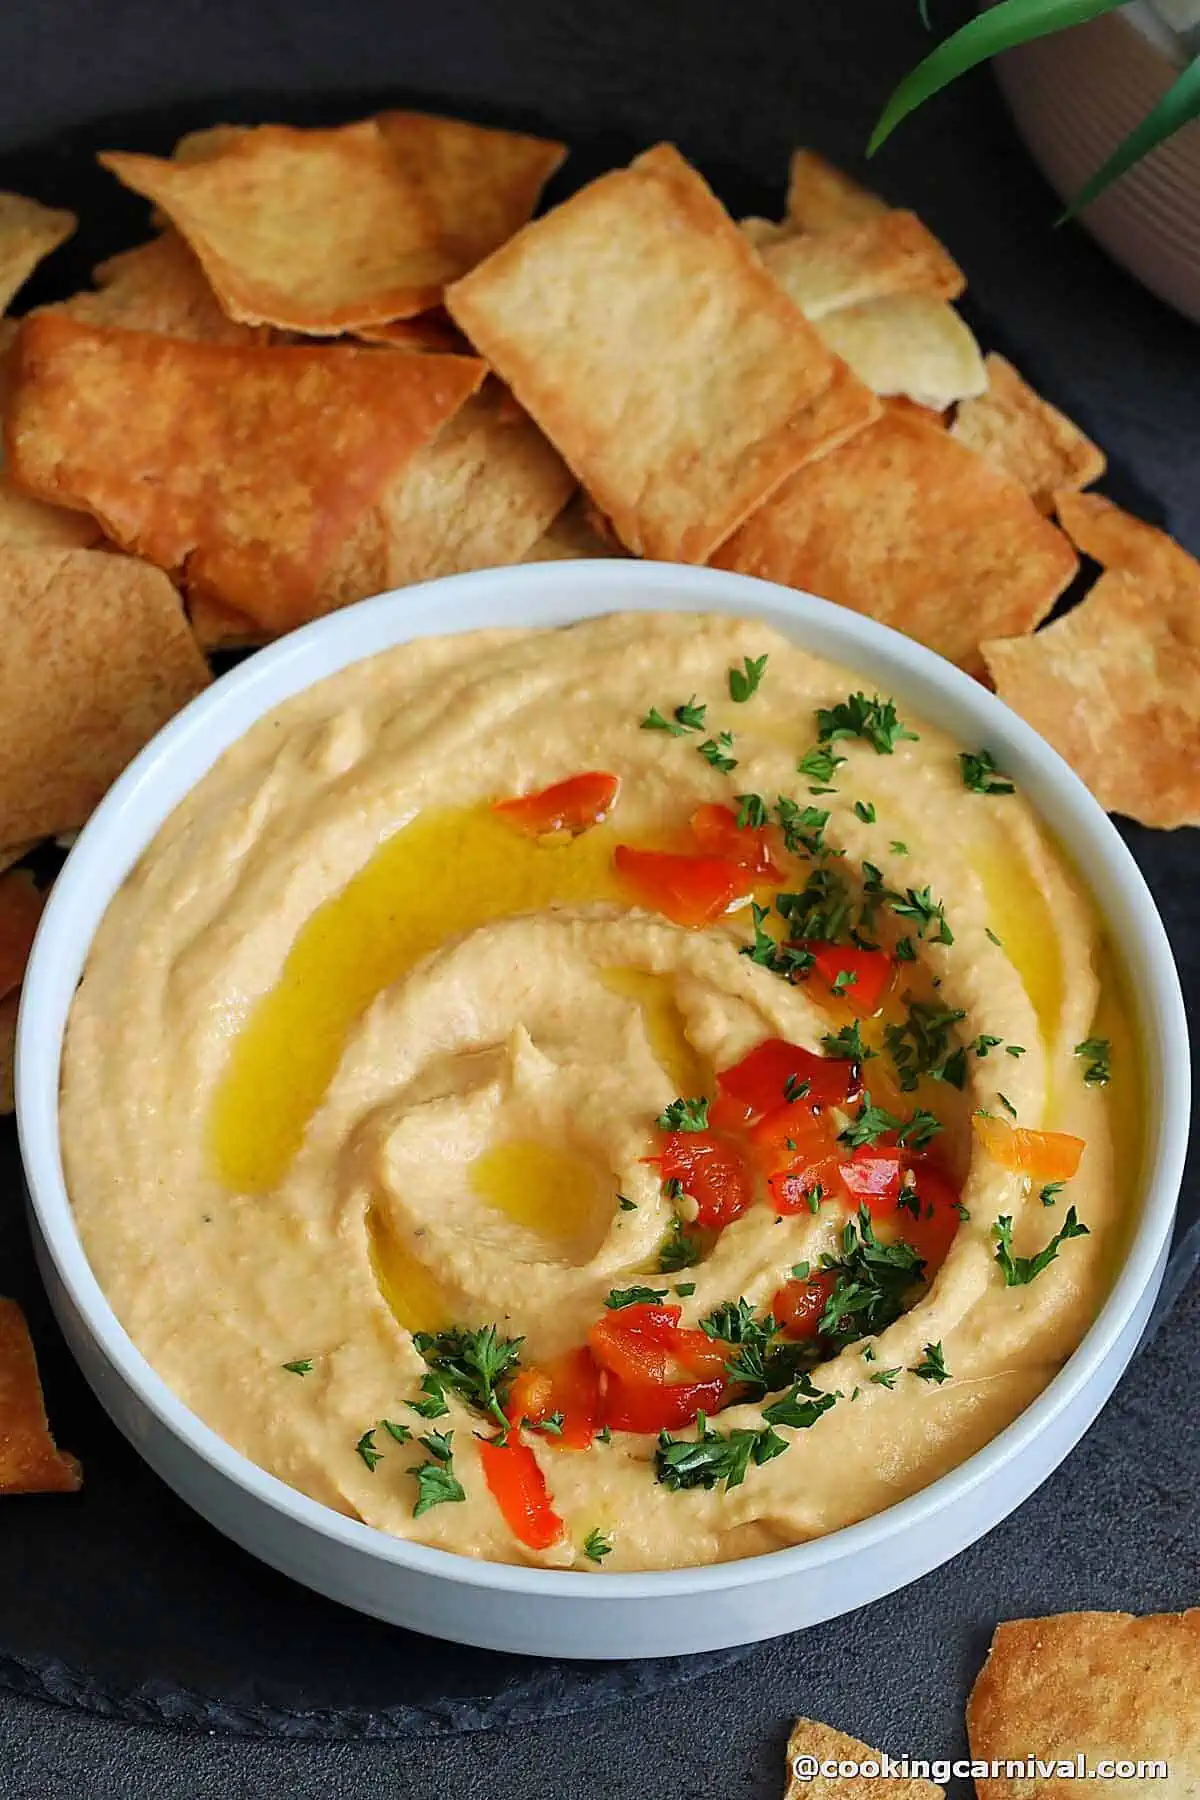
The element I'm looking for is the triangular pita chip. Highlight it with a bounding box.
[816,293,987,410]
[523,493,620,561]
[0,1298,81,1490]
[0,545,210,844]
[447,143,879,562]
[967,1612,1200,1800]
[760,210,964,320]
[786,150,888,231]
[983,569,1200,828]
[5,315,484,631]
[0,869,44,1000]
[100,122,470,332]
[187,594,268,651]
[0,192,75,312]
[952,354,1105,513]
[49,231,261,344]
[739,215,793,250]
[714,408,1077,673]
[784,1720,943,1800]
[171,122,251,165]
[353,312,468,353]
[1056,491,1200,614]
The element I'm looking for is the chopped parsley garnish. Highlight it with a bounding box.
[597,1424,612,1444]
[952,1200,972,1221]
[698,1299,810,1397]
[815,1205,926,1347]
[658,1217,702,1273]
[655,1417,788,1492]
[894,935,916,962]
[783,1073,812,1103]
[996,1092,1018,1119]
[993,1206,1090,1286]
[797,745,846,786]
[910,1342,950,1384]
[884,999,968,1092]
[412,1326,523,1437]
[1039,1181,1066,1208]
[897,1108,942,1150]
[817,693,919,756]
[869,1366,901,1389]
[282,1358,313,1376]
[418,1428,454,1462]
[775,797,831,858]
[761,1375,838,1431]
[775,865,854,941]
[831,968,858,995]
[959,749,1015,796]
[889,884,953,945]
[698,732,737,773]
[1006,1044,1026,1059]
[741,901,815,981]
[618,1194,637,1212]
[837,1094,901,1148]
[381,1418,412,1444]
[985,927,1003,947]
[355,1428,383,1472]
[890,840,909,856]
[971,1034,1002,1058]
[821,1020,874,1062]
[729,653,769,702]
[605,1285,668,1309]
[656,1095,710,1132]
[641,695,707,736]
[407,1448,466,1518]
[662,1177,684,1201]
[674,1281,696,1297]
[583,1528,613,1562]
[408,1373,451,1419]
[1074,1036,1112,1087]
[855,800,876,823]
[735,792,768,829]
[529,1412,565,1438]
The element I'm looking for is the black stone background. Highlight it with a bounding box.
[0,0,1197,1794]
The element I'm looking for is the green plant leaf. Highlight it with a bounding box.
[1062,52,1200,215]
[870,0,1130,154]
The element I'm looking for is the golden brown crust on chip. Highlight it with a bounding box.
[187,594,269,651]
[983,569,1200,828]
[1055,492,1200,619]
[0,545,211,844]
[171,122,250,165]
[785,150,888,231]
[784,1720,944,1800]
[967,1612,1200,1800]
[952,355,1105,513]
[816,293,987,410]
[761,210,965,321]
[48,231,261,345]
[0,991,14,1115]
[714,409,1077,673]
[739,215,793,250]
[447,143,877,563]
[0,869,43,1000]
[100,123,469,333]
[0,1297,82,1492]
[5,314,484,631]
[522,493,621,561]
[352,312,469,353]
[0,192,76,313]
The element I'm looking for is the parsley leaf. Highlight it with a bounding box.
[815,1204,926,1348]
[869,1366,901,1388]
[381,1418,412,1444]
[698,733,738,773]
[910,1342,950,1383]
[740,901,815,981]
[775,798,830,858]
[658,1217,702,1273]
[606,1285,668,1309]
[407,1454,466,1518]
[761,1375,838,1431]
[641,696,707,735]
[729,653,769,702]
[890,840,909,856]
[797,745,846,786]
[655,1417,788,1492]
[971,1034,1002,1058]
[817,693,918,755]
[959,748,1015,796]
[993,1205,1090,1286]
[884,999,967,1092]
[821,1020,874,1063]
[855,800,876,823]
[282,1358,313,1376]
[583,1528,613,1562]
[529,1411,565,1438]
[775,865,854,941]
[355,1428,383,1472]
[996,1092,1018,1119]
[735,792,768,829]
[837,1093,902,1148]
[618,1194,637,1212]
[418,1428,454,1462]
[408,1372,451,1419]
[889,884,953,945]
[412,1326,524,1436]
[896,1108,942,1150]
[656,1095,711,1132]
[1039,1181,1065,1207]
[1074,1036,1111,1087]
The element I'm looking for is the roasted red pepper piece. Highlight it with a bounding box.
[689,802,784,879]
[493,770,620,836]
[506,1346,601,1450]
[717,1037,863,1116]
[971,1115,1085,1181]
[887,1159,962,1275]
[613,846,752,928]
[801,943,894,1015]
[588,1304,682,1383]
[655,1129,756,1229]
[839,1145,904,1201]
[477,1436,564,1551]
[770,1271,839,1340]
[599,1370,726,1434]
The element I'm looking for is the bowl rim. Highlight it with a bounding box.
[17,557,1190,1601]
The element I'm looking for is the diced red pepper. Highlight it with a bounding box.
[614,846,753,928]
[801,943,894,1016]
[493,770,620,836]
[599,1370,726,1434]
[588,1304,682,1384]
[689,802,783,879]
[839,1146,904,1202]
[889,1159,962,1275]
[477,1436,564,1551]
[749,1104,846,1213]
[972,1115,1085,1181]
[708,1090,757,1132]
[669,1327,731,1380]
[655,1130,756,1229]
[768,1157,846,1214]
[718,1038,863,1116]
[770,1271,838,1340]
[506,1346,601,1450]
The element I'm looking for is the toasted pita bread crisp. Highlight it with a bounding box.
[983,570,1200,827]
[967,1612,1200,1800]
[0,1298,81,1491]
[1056,491,1200,617]
[0,844,37,877]
[524,494,622,561]
[786,150,888,232]
[171,122,250,164]
[0,193,75,313]
[0,993,14,1115]
[187,595,268,651]
[952,355,1105,513]
[715,409,1077,673]
[0,475,101,550]
[353,312,468,353]
[0,870,43,1000]
[448,144,877,562]
[6,315,483,631]
[51,231,260,345]
[0,545,210,845]
[761,210,964,321]
[374,111,566,268]
[739,216,793,250]
[100,122,469,332]
[784,1720,944,1800]
[817,293,987,410]
[381,379,575,587]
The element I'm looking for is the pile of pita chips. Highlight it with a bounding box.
[50,230,262,345]
[0,192,75,313]
[0,1299,81,1494]
[953,354,1106,514]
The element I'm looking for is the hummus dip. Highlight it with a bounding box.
[62,611,1135,1571]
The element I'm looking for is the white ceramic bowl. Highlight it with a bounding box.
[16,561,1189,1659]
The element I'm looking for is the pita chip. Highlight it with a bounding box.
[816,293,987,410]
[5,314,484,632]
[171,122,251,164]
[785,150,888,232]
[353,312,468,353]
[187,594,268,651]
[740,216,793,251]
[0,993,13,1116]
[447,144,879,562]
[0,192,75,313]
[523,494,619,561]
[1056,491,1200,612]
[760,210,965,321]
[983,569,1200,828]
[714,408,1077,673]
[50,231,261,345]
[967,1612,1200,1800]
[783,1720,943,1800]
[0,1298,81,1490]
[0,545,210,845]
[952,355,1105,513]
[0,869,43,1000]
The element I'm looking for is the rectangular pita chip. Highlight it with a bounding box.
[1056,490,1200,611]
[447,143,879,562]
[983,569,1200,828]
[967,1612,1200,1800]
[952,354,1105,513]
[760,210,965,321]
[0,869,44,1000]
[100,122,470,333]
[0,192,75,312]
[714,408,1077,673]
[0,545,211,845]
[816,293,987,410]
[0,1298,81,1492]
[50,231,261,345]
[5,315,484,632]
[381,378,576,588]
[786,150,888,231]
[784,1720,944,1800]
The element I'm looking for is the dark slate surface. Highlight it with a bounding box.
[0,0,1197,1791]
